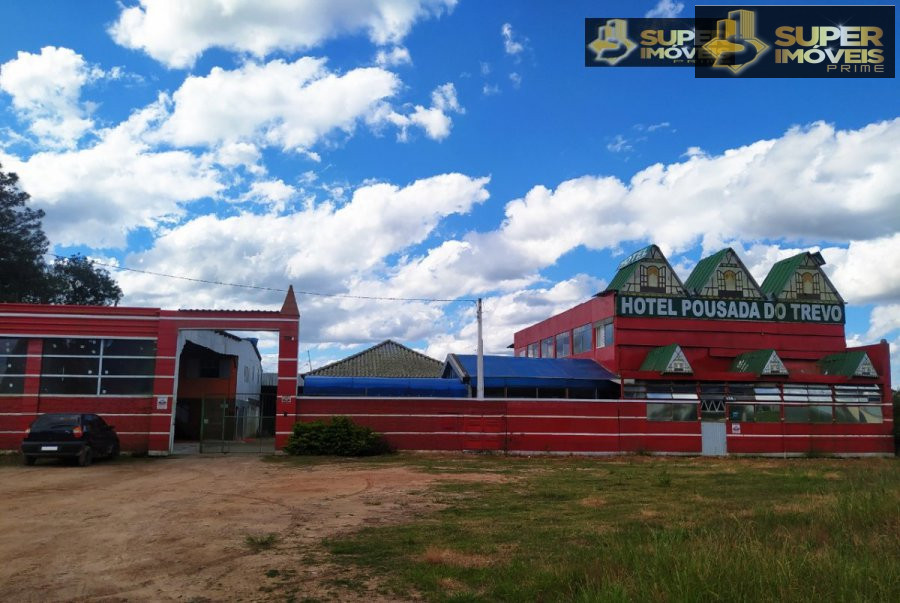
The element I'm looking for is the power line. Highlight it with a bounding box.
[48,253,477,304]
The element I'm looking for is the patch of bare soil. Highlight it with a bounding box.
[0,455,503,602]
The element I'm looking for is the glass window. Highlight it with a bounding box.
[729,404,755,422]
[43,338,100,356]
[754,383,781,401]
[858,406,883,424]
[647,403,673,421]
[40,377,98,395]
[0,338,27,355]
[809,405,833,423]
[526,343,538,358]
[729,383,756,401]
[42,357,100,375]
[1,357,27,375]
[595,320,614,348]
[541,337,554,358]
[785,405,811,423]
[100,377,154,395]
[0,377,24,394]
[754,404,781,422]
[672,403,698,421]
[102,339,157,357]
[573,324,591,354]
[41,338,157,395]
[555,332,570,358]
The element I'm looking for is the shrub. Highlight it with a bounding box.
[284,416,391,456]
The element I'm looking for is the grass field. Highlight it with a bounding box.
[309,454,899,602]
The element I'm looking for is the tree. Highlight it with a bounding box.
[0,165,48,302]
[46,254,123,306]
[0,164,123,306]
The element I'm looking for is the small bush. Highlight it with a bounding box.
[284,416,391,456]
[245,533,278,552]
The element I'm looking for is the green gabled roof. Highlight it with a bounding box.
[819,351,877,378]
[684,249,729,293]
[640,344,691,374]
[759,253,807,298]
[605,263,639,292]
[731,349,787,376]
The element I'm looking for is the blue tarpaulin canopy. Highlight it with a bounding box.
[442,355,618,389]
[301,376,467,397]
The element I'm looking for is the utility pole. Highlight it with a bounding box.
[476,297,484,399]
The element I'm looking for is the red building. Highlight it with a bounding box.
[0,289,299,454]
[512,245,893,455]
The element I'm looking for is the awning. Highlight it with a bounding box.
[442,354,619,389]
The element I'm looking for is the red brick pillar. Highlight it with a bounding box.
[275,287,300,450]
[149,318,178,455]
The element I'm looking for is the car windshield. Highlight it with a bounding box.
[31,414,81,429]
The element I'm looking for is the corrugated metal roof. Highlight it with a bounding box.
[819,351,875,377]
[444,355,617,387]
[639,344,680,372]
[604,263,638,292]
[730,349,785,375]
[305,340,442,378]
[759,253,806,298]
[683,249,728,293]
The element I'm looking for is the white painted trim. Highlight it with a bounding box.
[159,316,294,323]
[727,433,891,438]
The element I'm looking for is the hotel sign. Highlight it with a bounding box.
[616,295,844,324]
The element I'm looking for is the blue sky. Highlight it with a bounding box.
[0,0,897,379]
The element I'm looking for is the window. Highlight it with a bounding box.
[0,337,27,394]
[540,337,554,358]
[573,324,591,354]
[729,404,755,422]
[595,320,614,348]
[647,402,697,421]
[40,338,157,396]
[754,404,781,422]
[555,331,570,358]
[834,405,883,424]
[526,343,538,358]
[784,405,811,423]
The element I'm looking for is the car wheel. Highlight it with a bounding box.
[109,442,120,460]
[78,447,93,467]
[23,455,36,466]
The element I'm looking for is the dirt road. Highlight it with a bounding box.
[0,454,490,602]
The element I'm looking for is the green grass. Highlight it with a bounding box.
[245,532,279,553]
[320,455,900,602]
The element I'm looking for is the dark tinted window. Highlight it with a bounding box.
[99,377,154,395]
[40,377,98,395]
[0,338,27,355]
[32,414,81,429]
[0,377,24,393]
[43,338,100,355]
[103,339,156,357]
[42,357,100,375]
[1,357,27,374]
[102,358,155,376]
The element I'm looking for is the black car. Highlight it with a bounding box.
[21,413,120,466]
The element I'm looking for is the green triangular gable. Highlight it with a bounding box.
[760,252,843,303]
[603,245,686,296]
[640,344,692,374]
[819,351,878,378]
[684,248,762,299]
[731,349,787,376]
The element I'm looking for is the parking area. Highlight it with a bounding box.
[0,454,488,602]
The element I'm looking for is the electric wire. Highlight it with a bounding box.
[47,253,477,304]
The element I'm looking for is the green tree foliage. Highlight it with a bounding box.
[0,164,123,305]
[285,416,391,456]
[0,166,48,302]
[46,254,122,306]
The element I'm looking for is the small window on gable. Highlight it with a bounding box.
[797,271,820,300]
[640,264,666,293]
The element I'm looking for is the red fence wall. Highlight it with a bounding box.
[286,397,894,456]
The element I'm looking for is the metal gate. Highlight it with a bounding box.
[199,395,276,454]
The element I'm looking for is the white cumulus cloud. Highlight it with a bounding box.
[0,46,95,149]
[110,0,457,68]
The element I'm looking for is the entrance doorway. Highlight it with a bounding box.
[700,398,727,456]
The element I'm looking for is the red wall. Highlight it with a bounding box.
[286,397,894,456]
[1,302,300,454]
